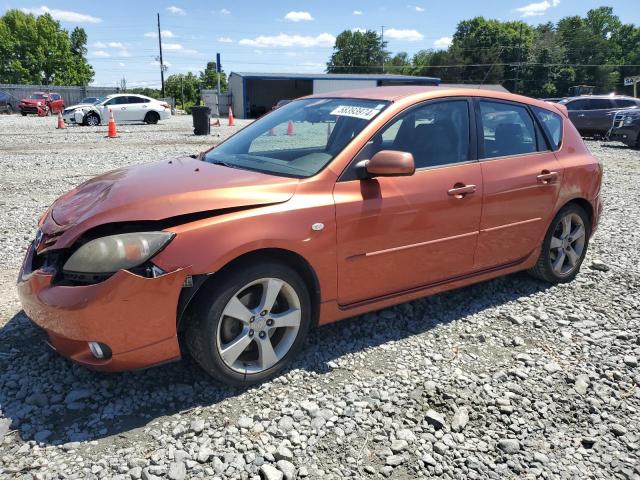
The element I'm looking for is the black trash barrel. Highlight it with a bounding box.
[192,106,211,135]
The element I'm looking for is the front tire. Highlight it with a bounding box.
[185,262,311,385]
[84,113,100,126]
[528,203,590,283]
[145,111,160,125]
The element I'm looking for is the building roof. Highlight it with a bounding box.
[230,72,440,83]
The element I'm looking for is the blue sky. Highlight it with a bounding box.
[4,1,638,87]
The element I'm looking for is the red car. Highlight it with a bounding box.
[18,87,602,385]
[18,92,65,116]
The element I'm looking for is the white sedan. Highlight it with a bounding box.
[62,94,171,126]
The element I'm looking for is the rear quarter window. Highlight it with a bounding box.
[532,106,563,151]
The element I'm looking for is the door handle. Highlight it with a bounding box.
[121,107,126,110]
[578,114,585,117]
[447,184,477,198]
[537,171,558,184]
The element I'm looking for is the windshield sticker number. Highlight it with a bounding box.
[330,105,382,120]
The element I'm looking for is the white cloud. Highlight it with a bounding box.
[144,30,175,38]
[385,28,424,42]
[92,41,129,57]
[284,11,313,22]
[433,36,452,48]
[161,42,198,54]
[92,50,110,58]
[219,8,230,15]
[218,37,233,43]
[167,6,186,16]
[413,5,425,11]
[92,41,106,48]
[21,5,101,23]
[239,33,335,48]
[107,42,125,49]
[515,0,560,17]
[353,10,363,15]
[118,62,126,67]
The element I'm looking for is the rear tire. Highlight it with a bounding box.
[528,203,591,283]
[145,111,160,125]
[185,262,311,385]
[21,112,26,116]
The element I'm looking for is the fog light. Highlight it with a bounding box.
[88,341,111,359]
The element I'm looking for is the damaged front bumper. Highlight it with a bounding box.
[17,243,190,372]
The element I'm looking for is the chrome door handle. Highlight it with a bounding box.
[537,171,558,184]
[578,114,585,117]
[121,107,126,110]
[447,184,477,198]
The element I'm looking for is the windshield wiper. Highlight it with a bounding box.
[209,159,241,169]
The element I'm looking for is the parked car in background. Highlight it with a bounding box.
[18,92,65,116]
[80,96,100,104]
[0,89,18,113]
[62,93,171,126]
[18,87,602,385]
[558,95,640,136]
[609,109,640,148]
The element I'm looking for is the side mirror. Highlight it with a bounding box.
[357,150,415,179]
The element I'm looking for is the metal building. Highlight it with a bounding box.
[228,72,440,119]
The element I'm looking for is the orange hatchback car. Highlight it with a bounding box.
[18,87,602,385]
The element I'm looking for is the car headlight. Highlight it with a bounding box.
[63,232,174,274]
[623,116,638,125]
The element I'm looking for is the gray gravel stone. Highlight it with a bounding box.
[260,464,284,480]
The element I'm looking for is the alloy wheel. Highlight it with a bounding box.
[216,277,301,374]
[549,213,586,276]
[86,115,99,126]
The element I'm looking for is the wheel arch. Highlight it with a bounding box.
[177,247,321,332]
[557,197,594,231]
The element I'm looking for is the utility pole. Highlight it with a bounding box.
[180,74,184,110]
[380,25,385,73]
[514,23,523,93]
[157,12,165,97]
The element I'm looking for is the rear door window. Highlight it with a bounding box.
[532,106,563,150]
[479,101,537,158]
[565,99,588,111]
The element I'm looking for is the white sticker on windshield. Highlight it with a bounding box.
[330,105,381,120]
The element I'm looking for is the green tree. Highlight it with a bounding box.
[327,30,388,73]
[165,72,200,109]
[199,61,227,92]
[0,9,93,85]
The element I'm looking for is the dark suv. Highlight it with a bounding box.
[0,90,18,114]
[609,109,640,148]
[558,95,640,136]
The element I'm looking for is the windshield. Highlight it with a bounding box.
[92,97,104,105]
[204,98,389,178]
[29,93,47,99]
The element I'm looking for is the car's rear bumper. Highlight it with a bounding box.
[17,244,188,372]
[159,110,171,121]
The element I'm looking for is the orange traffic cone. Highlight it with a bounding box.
[107,109,118,138]
[56,111,65,129]
[211,118,221,127]
[286,120,294,136]
[228,107,234,126]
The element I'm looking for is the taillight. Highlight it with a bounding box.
[161,102,170,109]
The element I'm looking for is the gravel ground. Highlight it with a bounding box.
[0,114,639,480]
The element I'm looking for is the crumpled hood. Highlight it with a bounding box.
[20,98,44,105]
[65,102,96,110]
[41,156,299,247]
